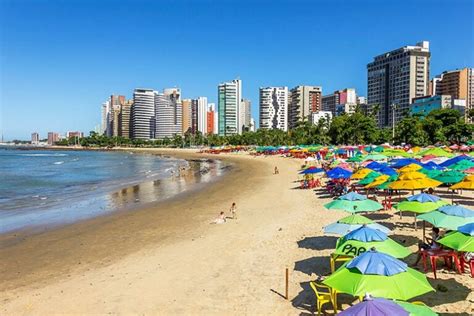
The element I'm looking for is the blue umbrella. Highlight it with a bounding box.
[459,222,474,235]
[390,158,422,169]
[299,168,324,174]
[377,167,398,176]
[439,155,473,167]
[407,193,441,203]
[422,161,444,171]
[338,296,408,316]
[339,192,367,201]
[438,205,474,218]
[324,222,391,236]
[366,161,386,170]
[327,167,352,179]
[343,226,388,242]
[346,249,407,276]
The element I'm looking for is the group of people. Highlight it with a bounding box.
[211,202,237,224]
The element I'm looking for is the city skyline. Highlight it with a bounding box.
[1,0,473,140]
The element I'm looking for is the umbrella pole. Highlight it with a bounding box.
[414,214,417,231]
[422,221,425,243]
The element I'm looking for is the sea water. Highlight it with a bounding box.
[0,148,223,233]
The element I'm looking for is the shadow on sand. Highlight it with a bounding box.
[297,236,338,251]
[294,256,331,276]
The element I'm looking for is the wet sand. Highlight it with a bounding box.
[1,149,473,315]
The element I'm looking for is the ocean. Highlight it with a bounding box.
[0,148,223,233]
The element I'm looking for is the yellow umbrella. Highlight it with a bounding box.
[450,175,474,190]
[351,168,373,180]
[398,163,422,173]
[411,146,422,153]
[365,175,390,188]
[389,172,442,190]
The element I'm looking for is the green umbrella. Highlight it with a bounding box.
[323,254,434,300]
[449,159,474,171]
[434,170,466,184]
[394,200,449,214]
[335,234,411,259]
[438,224,474,252]
[338,214,374,225]
[358,171,383,185]
[363,154,387,161]
[324,199,383,213]
[417,148,454,158]
[395,301,438,316]
[382,149,412,158]
[419,169,443,179]
[347,156,363,162]
[418,211,474,230]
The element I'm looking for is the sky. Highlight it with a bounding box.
[0,0,473,140]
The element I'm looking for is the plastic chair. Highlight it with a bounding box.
[330,253,352,273]
[309,281,337,316]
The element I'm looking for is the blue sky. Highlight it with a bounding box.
[1,0,473,140]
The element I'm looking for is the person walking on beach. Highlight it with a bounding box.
[274,166,279,174]
[230,202,237,219]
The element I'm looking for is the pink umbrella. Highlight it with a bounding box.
[460,145,470,152]
[450,144,459,150]
[465,167,474,174]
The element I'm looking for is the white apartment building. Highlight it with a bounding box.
[259,87,288,131]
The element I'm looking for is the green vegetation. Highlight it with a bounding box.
[55,108,473,148]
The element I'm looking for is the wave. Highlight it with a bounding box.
[53,161,65,165]
[19,153,69,157]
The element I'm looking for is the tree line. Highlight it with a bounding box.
[55,108,473,148]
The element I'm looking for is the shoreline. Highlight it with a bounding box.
[0,149,265,295]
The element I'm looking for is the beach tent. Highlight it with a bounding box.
[323,250,434,300]
[418,205,474,230]
[334,226,411,258]
[438,223,474,252]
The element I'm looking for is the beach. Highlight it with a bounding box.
[1,149,473,315]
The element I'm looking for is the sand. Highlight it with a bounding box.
[1,149,473,315]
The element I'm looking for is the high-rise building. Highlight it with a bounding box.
[367,41,430,127]
[181,99,192,134]
[197,97,208,134]
[31,132,39,144]
[410,95,466,117]
[119,100,133,138]
[249,118,256,132]
[101,101,110,135]
[207,103,216,135]
[47,132,60,145]
[108,95,125,137]
[259,87,288,131]
[429,76,442,96]
[288,86,322,129]
[322,88,357,116]
[435,68,474,122]
[218,79,242,136]
[112,107,121,137]
[131,89,156,140]
[155,88,183,139]
[240,99,251,132]
[191,99,198,134]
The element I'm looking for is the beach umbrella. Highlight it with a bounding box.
[419,169,443,179]
[327,167,353,179]
[363,154,387,161]
[399,163,423,173]
[395,301,438,316]
[390,158,422,169]
[323,250,434,300]
[418,205,474,230]
[438,223,474,252]
[299,168,324,174]
[407,193,441,203]
[449,159,474,171]
[464,167,474,174]
[377,166,398,176]
[382,149,412,158]
[324,193,383,213]
[334,226,411,258]
[394,199,448,214]
[347,155,363,162]
[418,148,454,158]
[338,296,408,316]
[351,168,373,180]
[434,170,465,184]
[421,161,443,171]
[365,161,386,170]
[439,154,473,167]
[358,172,383,185]
[365,175,390,188]
[388,172,442,190]
[450,174,474,190]
[324,214,391,236]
